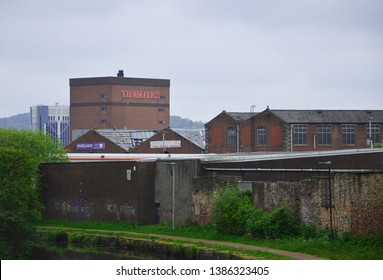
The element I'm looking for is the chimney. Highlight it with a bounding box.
[117,70,124,77]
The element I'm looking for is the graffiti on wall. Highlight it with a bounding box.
[54,200,94,218]
[105,202,136,220]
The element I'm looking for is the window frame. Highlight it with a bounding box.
[257,126,266,146]
[366,124,380,144]
[227,127,237,147]
[342,124,355,145]
[293,124,307,145]
[318,124,332,146]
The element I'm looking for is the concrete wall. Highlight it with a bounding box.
[40,161,156,224]
[154,160,199,226]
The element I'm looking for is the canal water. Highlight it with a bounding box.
[29,246,149,260]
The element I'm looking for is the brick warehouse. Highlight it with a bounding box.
[40,149,383,235]
[205,107,383,153]
[70,70,170,140]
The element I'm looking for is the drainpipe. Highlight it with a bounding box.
[313,133,317,151]
[236,123,240,153]
[290,124,294,152]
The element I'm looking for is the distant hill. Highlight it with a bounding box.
[0,112,30,130]
[0,112,204,130]
[170,116,204,129]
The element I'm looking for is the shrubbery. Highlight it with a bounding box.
[0,128,68,259]
[211,184,305,239]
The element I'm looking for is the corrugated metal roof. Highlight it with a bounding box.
[172,128,206,149]
[97,129,157,151]
[271,110,383,124]
[202,148,383,163]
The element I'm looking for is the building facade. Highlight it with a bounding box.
[132,128,205,154]
[70,70,170,140]
[30,104,70,147]
[65,129,157,153]
[205,111,254,154]
[206,107,383,153]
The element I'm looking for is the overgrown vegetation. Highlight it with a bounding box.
[36,220,383,259]
[0,128,68,259]
[211,184,303,239]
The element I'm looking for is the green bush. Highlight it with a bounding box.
[211,184,302,239]
[0,129,68,259]
[211,185,253,235]
[0,148,42,259]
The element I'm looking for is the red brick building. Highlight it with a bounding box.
[70,70,170,140]
[206,107,383,153]
[65,129,157,153]
[65,128,205,154]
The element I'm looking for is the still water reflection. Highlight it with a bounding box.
[30,246,147,260]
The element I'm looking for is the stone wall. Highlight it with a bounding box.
[192,172,383,236]
[192,176,241,224]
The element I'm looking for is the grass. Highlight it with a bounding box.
[36,220,383,260]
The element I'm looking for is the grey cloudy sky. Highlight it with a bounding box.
[1,0,382,122]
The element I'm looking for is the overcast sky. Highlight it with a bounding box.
[1,0,382,122]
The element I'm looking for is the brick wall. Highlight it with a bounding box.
[40,161,156,224]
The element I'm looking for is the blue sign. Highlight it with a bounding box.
[76,142,105,150]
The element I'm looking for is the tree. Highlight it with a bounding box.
[0,128,68,259]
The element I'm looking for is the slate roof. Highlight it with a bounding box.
[172,128,206,149]
[271,110,383,124]
[96,129,157,151]
[226,112,255,121]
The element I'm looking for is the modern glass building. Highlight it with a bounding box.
[30,104,70,147]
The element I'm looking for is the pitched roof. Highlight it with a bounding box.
[270,110,383,124]
[96,129,157,151]
[172,128,205,149]
[226,112,255,121]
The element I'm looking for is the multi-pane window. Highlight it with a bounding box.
[342,124,355,145]
[257,126,266,145]
[366,124,380,143]
[100,119,107,124]
[227,127,237,147]
[293,125,307,145]
[318,124,332,145]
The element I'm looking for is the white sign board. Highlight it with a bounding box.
[150,140,181,149]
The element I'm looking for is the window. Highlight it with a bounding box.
[293,125,307,145]
[100,106,107,111]
[227,127,237,146]
[100,93,108,98]
[257,126,266,145]
[318,124,331,145]
[100,119,107,124]
[342,124,355,145]
[158,108,166,112]
[367,124,380,143]
[158,120,166,124]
